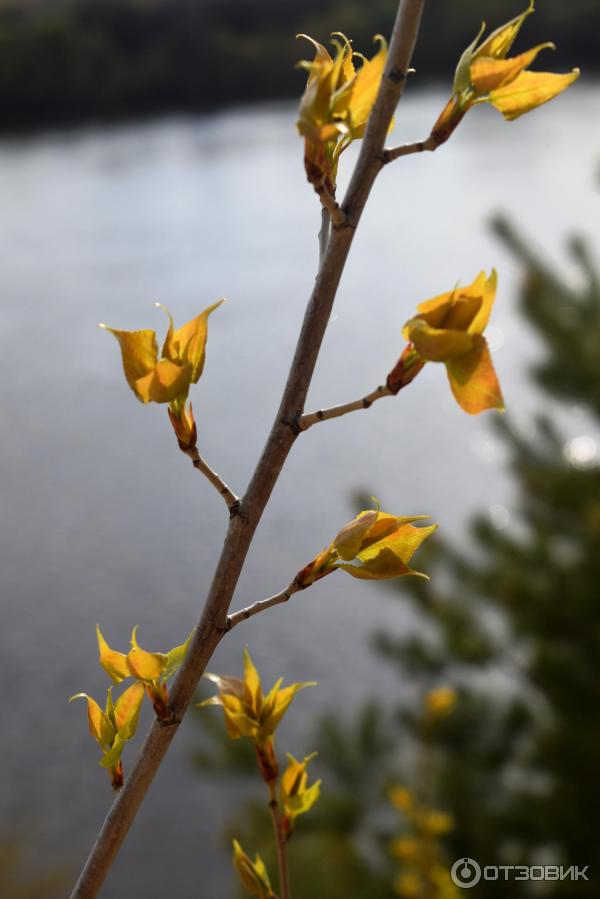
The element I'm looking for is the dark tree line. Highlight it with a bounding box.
[0,0,594,130]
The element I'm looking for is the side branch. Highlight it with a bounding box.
[299,384,392,430]
[382,133,438,164]
[183,447,239,511]
[226,582,301,631]
[318,184,346,226]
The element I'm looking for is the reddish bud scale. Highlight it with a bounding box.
[430,95,466,147]
[110,760,124,791]
[146,682,171,720]
[386,344,426,395]
[168,406,197,452]
[255,741,279,785]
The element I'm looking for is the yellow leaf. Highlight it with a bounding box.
[99,733,125,770]
[162,300,224,384]
[488,68,580,121]
[113,681,145,740]
[281,752,321,820]
[467,269,498,335]
[470,43,554,93]
[243,648,263,717]
[405,320,475,362]
[333,36,387,136]
[96,625,130,684]
[333,510,378,561]
[473,0,535,62]
[133,357,192,404]
[358,522,438,566]
[126,627,167,682]
[100,326,159,403]
[232,840,272,897]
[338,547,425,580]
[163,629,194,680]
[446,336,504,414]
[69,693,115,748]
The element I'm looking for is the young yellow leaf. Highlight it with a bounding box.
[163,629,194,681]
[162,300,224,384]
[132,358,193,404]
[446,337,504,415]
[281,752,321,822]
[99,326,158,402]
[96,625,131,685]
[473,0,535,62]
[201,652,315,745]
[470,43,554,94]
[232,839,272,897]
[437,1,578,140]
[488,69,580,121]
[113,681,145,740]
[101,301,223,407]
[126,627,167,682]
[69,693,115,748]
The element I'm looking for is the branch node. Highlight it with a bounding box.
[158,710,181,728]
[388,66,407,83]
[228,499,242,518]
[287,414,304,436]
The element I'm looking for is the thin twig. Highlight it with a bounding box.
[269,785,291,899]
[183,446,239,511]
[318,183,346,226]
[318,207,330,267]
[70,3,427,895]
[382,133,438,163]
[226,583,300,631]
[299,384,392,431]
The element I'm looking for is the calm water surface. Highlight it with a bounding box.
[1,86,599,896]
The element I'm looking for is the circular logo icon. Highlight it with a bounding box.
[451,858,482,889]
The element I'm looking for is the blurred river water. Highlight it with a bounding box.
[1,85,599,896]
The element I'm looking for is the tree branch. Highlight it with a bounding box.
[381,133,438,164]
[269,786,291,899]
[70,3,427,895]
[183,446,239,511]
[299,384,392,431]
[225,582,300,631]
[318,207,330,267]
[318,184,346,226]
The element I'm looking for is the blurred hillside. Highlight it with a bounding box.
[0,0,593,130]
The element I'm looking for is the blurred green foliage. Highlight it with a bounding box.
[193,216,600,897]
[0,0,593,130]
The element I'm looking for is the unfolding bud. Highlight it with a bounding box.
[100,299,223,406]
[96,625,193,720]
[403,270,504,415]
[69,681,144,789]
[431,1,579,147]
[280,752,321,836]
[232,840,273,898]
[386,344,426,395]
[200,648,316,746]
[168,400,197,451]
[296,509,437,586]
[297,33,388,192]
